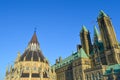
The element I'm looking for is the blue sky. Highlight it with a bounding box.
[0,0,120,79]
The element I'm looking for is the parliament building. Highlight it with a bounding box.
[5,32,56,80]
[5,10,120,80]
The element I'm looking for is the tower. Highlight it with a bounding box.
[97,10,120,64]
[93,26,108,65]
[5,31,56,80]
[73,48,91,80]
[80,25,92,55]
[94,26,101,42]
[97,10,119,50]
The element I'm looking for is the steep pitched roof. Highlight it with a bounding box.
[78,48,89,58]
[20,32,47,63]
[80,25,88,33]
[94,26,99,37]
[29,32,39,44]
[98,10,108,19]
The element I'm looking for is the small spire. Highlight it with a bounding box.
[34,27,37,33]
[94,26,99,37]
[94,26,101,42]
[29,30,39,44]
[10,65,12,72]
[6,66,9,75]
[81,25,88,32]
[98,10,108,18]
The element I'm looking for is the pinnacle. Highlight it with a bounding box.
[81,25,88,32]
[98,10,108,18]
[94,26,99,37]
[29,32,39,44]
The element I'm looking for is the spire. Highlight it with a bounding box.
[6,66,9,75]
[10,65,12,73]
[81,25,88,32]
[29,31,39,44]
[27,31,40,51]
[94,26,101,42]
[98,10,108,18]
[94,26,99,37]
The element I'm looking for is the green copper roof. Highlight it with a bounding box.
[52,48,88,69]
[98,10,108,19]
[90,41,104,55]
[78,48,89,58]
[94,26,99,37]
[81,25,88,32]
[104,64,120,75]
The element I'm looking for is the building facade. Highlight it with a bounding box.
[5,32,56,80]
[5,10,120,80]
[52,10,120,80]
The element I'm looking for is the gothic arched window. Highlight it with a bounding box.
[86,74,89,80]
[91,73,95,80]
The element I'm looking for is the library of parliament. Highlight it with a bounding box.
[5,10,120,80]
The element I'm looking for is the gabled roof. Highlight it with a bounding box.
[98,10,108,19]
[52,48,89,69]
[78,48,89,58]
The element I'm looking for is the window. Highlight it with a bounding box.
[97,72,102,79]
[91,73,95,80]
[85,61,89,65]
[32,73,40,77]
[21,73,29,77]
[86,74,89,80]
[43,72,48,78]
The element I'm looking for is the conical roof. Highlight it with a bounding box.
[29,31,39,44]
[20,32,47,63]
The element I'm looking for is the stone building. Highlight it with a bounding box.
[5,10,120,80]
[52,10,120,80]
[5,32,56,80]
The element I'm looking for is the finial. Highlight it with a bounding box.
[34,27,37,33]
